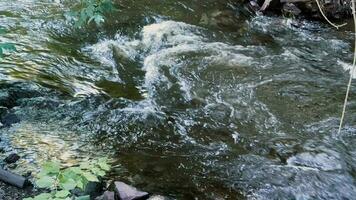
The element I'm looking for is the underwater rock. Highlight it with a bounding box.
[113,181,149,200]
[0,107,8,118]
[4,153,20,164]
[0,113,20,128]
[287,152,344,171]
[200,10,240,29]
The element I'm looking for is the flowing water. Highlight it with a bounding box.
[0,0,356,199]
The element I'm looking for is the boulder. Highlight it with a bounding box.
[95,191,115,200]
[4,153,20,164]
[113,181,149,200]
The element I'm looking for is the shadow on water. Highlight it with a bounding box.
[0,0,356,199]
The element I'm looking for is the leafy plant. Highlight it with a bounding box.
[0,27,15,58]
[65,0,116,27]
[24,158,110,200]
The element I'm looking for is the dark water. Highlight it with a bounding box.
[0,0,356,199]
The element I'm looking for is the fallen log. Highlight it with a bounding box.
[0,168,26,188]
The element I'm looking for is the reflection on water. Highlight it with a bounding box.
[0,0,355,199]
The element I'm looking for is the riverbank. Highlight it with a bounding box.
[248,0,352,19]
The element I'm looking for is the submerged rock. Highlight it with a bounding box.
[4,153,20,164]
[113,181,149,200]
[0,113,20,128]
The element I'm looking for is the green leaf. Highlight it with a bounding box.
[42,161,61,174]
[70,167,83,174]
[76,195,90,200]
[98,162,110,171]
[0,27,6,34]
[23,198,34,200]
[91,167,106,177]
[88,14,105,25]
[0,43,15,51]
[82,172,99,182]
[60,178,77,190]
[79,161,91,169]
[76,178,85,190]
[55,190,70,198]
[33,193,52,200]
[36,176,55,189]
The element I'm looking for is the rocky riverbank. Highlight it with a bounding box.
[247,0,352,19]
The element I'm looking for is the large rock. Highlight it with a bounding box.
[113,181,149,200]
[95,191,115,200]
[4,153,20,164]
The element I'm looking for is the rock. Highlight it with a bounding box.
[147,195,169,200]
[287,152,344,171]
[85,181,104,198]
[95,191,115,200]
[0,107,8,118]
[113,181,149,200]
[0,113,20,127]
[71,181,104,198]
[4,153,20,164]
[282,3,301,16]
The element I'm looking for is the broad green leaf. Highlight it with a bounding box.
[33,193,52,200]
[93,14,104,25]
[23,198,34,200]
[0,27,6,34]
[79,161,91,169]
[82,172,99,182]
[91,167,106,177]
[0,43,15,51]
[55,190,70,198]
[76,179,85,190]
[36,176,55,189]
[43,161,60,174]
[76,195,90,200]
[98,162,110,171]
[60,178,77,190]
[70,167,83,174]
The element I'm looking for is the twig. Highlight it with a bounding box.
[314,0,347,29]
[338,0,356,133]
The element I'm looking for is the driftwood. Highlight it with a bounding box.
[0,168,26,188]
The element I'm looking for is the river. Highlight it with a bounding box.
[0,0,355,199]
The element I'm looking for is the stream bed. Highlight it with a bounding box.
[0,0,355,199]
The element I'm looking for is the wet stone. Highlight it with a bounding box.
[282,3,301,16]
[113,181,149,200]
[95,191,115,200]
[0,107,8,118]
[147,195,170,200]
[4,153,20,164]
[0,113,20,128]
[287,152,343,171]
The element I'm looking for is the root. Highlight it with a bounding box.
[314,0,347,29]
[338,0,356,133]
